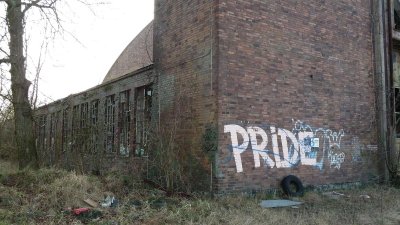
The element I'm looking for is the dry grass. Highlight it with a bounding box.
[127,187,400,225]
[0,160,400,225]
[0,160,18,175]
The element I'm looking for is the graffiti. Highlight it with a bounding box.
[224,120,347,173]
[327,130,345,169]
[329,152,345,169]
[366,145,378,151]
[223,125,249,173]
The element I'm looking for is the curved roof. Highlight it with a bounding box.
[102,21,153,83]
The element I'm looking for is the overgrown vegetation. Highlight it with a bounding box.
[0,102,16,161]
[1,160,400,225]
[147,124,212,194]
[146,84,212,194]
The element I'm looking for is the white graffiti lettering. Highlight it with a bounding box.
[247,126,274,169]
[224,120,348,173]
[224,124,249,173]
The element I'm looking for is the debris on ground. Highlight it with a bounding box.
[260,200,303,208]
[322,191,347,199]
[73,208,90,215]
[83,198,98,208]
[359,194,371,199]
[331,191,346,196]
[101,195,118,208]
[72,208,103,223]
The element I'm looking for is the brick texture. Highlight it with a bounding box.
[215,0,379,192]
[35,0,381,193]
[154,0,218,191]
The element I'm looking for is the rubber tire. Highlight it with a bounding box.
[281,175,304,197]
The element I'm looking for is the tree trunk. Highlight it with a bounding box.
[7,0,38,169]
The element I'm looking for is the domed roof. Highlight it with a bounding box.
[102,21,153,83]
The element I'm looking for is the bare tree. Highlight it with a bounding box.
[0,0,96,169]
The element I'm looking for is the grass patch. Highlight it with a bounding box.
[0,160,399,224]
[0,160,18,175]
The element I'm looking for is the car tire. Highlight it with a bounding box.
[281,175,304,197]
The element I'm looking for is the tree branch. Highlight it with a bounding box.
[0,58,10,64]
[0,92,12,102]
[22,0,58,14]
[0,47,10,57]
[0,81,12,102]
[22,0,42,14]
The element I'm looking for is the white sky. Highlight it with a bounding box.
[31,1,154,104]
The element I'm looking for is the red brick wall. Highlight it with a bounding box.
[216,0,379,192]
[154,0,218,122]
[154,0,218,191]
[34,0,382,193]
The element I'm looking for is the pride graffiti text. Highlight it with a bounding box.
[224,120,345,173]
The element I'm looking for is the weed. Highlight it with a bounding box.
[0,160,400,224]
[0,160,18,175]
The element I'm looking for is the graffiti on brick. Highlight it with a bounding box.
[224,120,348,173]
[366,145,378,151]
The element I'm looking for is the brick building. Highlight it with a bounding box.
[36,0,398,192]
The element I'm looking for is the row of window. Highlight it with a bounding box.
[36,85,152,159]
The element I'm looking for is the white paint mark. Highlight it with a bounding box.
[329,152,346,169]
[298,131,317,166]
[223,121,372,173]
[270,126,283,168]
[311,138,319,148]
[224,124,250,173]
[247,126,274,168]
[278,128,300,167]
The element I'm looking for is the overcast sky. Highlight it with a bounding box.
[32,1,154,104]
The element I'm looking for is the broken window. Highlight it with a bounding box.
[80,102,89,152]
[72,105,80,147]
[104,94,116,153]
[90,99,99,154]
[49,112,58,164]
[135,85,152,156]
[394,50,400,136]
[395,88,400,136]
[119,90,131,157]
[49,113,55,148]
[62,108,70,152]
[395,0,400,30]
[38,115,47,153]
[80,103,89,129]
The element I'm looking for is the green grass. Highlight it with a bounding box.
[0,160,399,225]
